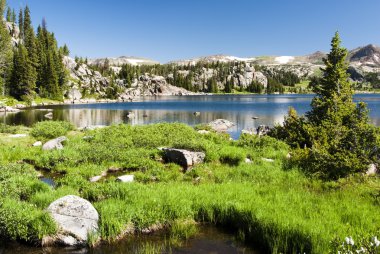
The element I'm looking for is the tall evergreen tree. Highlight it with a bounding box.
[22,6,38,92]
[270,32,380,179]
[9,44,36,99]
[18,9,23,40]
[11,8,16,23]
[0,0,13,95]
[6,6,11,22]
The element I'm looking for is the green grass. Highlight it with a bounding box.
[0,122,379,253]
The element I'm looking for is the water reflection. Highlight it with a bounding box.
[1,94,380,139]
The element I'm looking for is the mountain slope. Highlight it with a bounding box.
[88,56,159,67]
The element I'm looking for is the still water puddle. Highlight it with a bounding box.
[0,226,259,254]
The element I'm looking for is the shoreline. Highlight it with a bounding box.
[1,90,380,111]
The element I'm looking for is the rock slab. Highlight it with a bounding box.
[208,119,235,132]
[46,195,99,246]
[162,148,205,169]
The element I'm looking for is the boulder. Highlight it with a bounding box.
[208,119,235,132]
[45,195,99,246]
[257,125,270,136]
[42,136,67,151]
[162,148,205,169]
[116,175,134,183]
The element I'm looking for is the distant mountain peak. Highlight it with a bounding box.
[88,56,160,66]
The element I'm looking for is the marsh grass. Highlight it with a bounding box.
[0,123,379,253]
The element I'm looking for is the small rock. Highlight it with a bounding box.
[366,164,377,176]
[33,141,42,147]
[197,130,210,135]
[79,125,107,131]
[245,158,252,164]
[262,158,274,163]
[286,153,292,159]
[15,104,26,109]
[208,119,235,132]
[116,175,134,183]
[162,148,205,169]
[89,176,103,182]
[42,136,67,151]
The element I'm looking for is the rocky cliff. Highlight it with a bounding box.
[118,74,196,100]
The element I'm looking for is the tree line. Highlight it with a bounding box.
[96,60,299,94]
[0,0,69,102]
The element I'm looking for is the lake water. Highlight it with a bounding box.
[1,94,380,139]
[0,226,259,254]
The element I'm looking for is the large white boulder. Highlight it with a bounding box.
[45,195,99,246]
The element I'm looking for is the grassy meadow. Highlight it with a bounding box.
[0,121,379,253]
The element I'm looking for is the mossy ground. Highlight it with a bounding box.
[0,122,379,253]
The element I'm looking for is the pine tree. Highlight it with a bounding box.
[18,9,23,40]
[10,44,36,99]
[22,6,38,93]
[6,6,11,22]
[11,8,16,23]
[61,44,70,56]
[270,32,380,179]
[0,0,13,95]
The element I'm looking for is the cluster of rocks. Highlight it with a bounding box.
[0,106,21,113]
[171,64,268,92]
[63,56,110,100]
[118,74,196,99]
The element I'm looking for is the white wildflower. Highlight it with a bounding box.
[373,236,380,247]
[345,236,355,246]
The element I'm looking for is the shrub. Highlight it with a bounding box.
[30,121,74,140]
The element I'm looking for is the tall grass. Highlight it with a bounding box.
[0,123,378,253]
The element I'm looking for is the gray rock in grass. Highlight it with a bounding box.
[162,148,205,169]
[42,136,67,151]
[45,195,99,246]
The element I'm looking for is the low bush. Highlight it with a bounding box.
[30,121,74,140]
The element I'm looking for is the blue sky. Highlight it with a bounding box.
[6,0,380,63]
